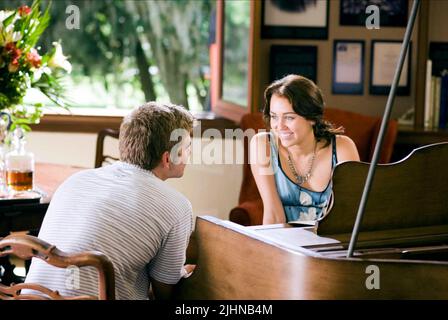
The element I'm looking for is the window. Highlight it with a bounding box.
[222,0,250,107]
[15,0,215,131]
[212,0,258,122]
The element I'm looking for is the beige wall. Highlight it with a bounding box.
[27,131,243,221]
[428,0,448,42]
[256,0,422,119]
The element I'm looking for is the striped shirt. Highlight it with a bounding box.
[25,161,193,300]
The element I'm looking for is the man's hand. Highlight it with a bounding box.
[182,264,196,278]
[150,265,197,299]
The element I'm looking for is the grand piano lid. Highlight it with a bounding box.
[317,142,448,236]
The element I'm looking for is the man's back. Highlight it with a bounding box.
[25,161,193,300]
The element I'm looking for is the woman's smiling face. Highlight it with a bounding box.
[269,94,314,147]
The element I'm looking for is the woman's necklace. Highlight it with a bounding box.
[286,141,317,185]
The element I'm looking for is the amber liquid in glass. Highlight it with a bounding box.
[6,170,33,191]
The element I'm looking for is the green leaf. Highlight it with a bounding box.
[2,11,17,28]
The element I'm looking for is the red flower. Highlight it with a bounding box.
[4,43,22,62]
[26,48,42,68]
[4,42,17,53]
[18,5,32,16]
[11,57,20,65]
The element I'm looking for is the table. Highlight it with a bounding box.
[0,163,84,235]
[0,163,84,285]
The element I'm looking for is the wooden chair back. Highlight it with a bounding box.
[0,234,115,300]
[323,108,398,163]
[94,128,120,168]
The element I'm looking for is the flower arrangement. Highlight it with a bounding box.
[0,0,71,131]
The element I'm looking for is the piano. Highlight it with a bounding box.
[176,142,448,299]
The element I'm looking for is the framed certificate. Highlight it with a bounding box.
[369,40,411,96]
[261,0,329,39]
[332,40,365,95]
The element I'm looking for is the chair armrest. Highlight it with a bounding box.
[229,199,264,226]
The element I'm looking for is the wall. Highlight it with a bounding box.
[27,131,243,221]
[256,0,418,119]
[428,0,448,42]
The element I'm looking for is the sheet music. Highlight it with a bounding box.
[255,227,340,251]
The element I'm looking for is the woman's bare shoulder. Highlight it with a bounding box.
[335,134,356,147]
[335,135,360,161]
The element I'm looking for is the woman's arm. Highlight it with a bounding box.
[250,133,286,224]
[335,135,361,162]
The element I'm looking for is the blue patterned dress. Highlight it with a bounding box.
[269,133,337,222]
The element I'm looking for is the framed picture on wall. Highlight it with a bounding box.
[370,40,411,96]
[269,45,318,83]
[332,40,365,95]
[340,0,408,27]
[261,0,329,39]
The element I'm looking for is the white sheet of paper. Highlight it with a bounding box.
[372,42,408,86]
[335,42,362,84]
[255,227,340,250]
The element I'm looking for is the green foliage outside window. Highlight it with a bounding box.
[1,0,214,112]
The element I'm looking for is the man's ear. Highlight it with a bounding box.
[161,151,171,169]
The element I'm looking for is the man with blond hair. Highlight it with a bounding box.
[26,102,195,300]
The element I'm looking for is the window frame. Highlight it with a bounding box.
[32,112,238,134]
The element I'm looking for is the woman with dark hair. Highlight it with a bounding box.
[250,74,359,224]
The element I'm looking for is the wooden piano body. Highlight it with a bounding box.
[176,142,448,299]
